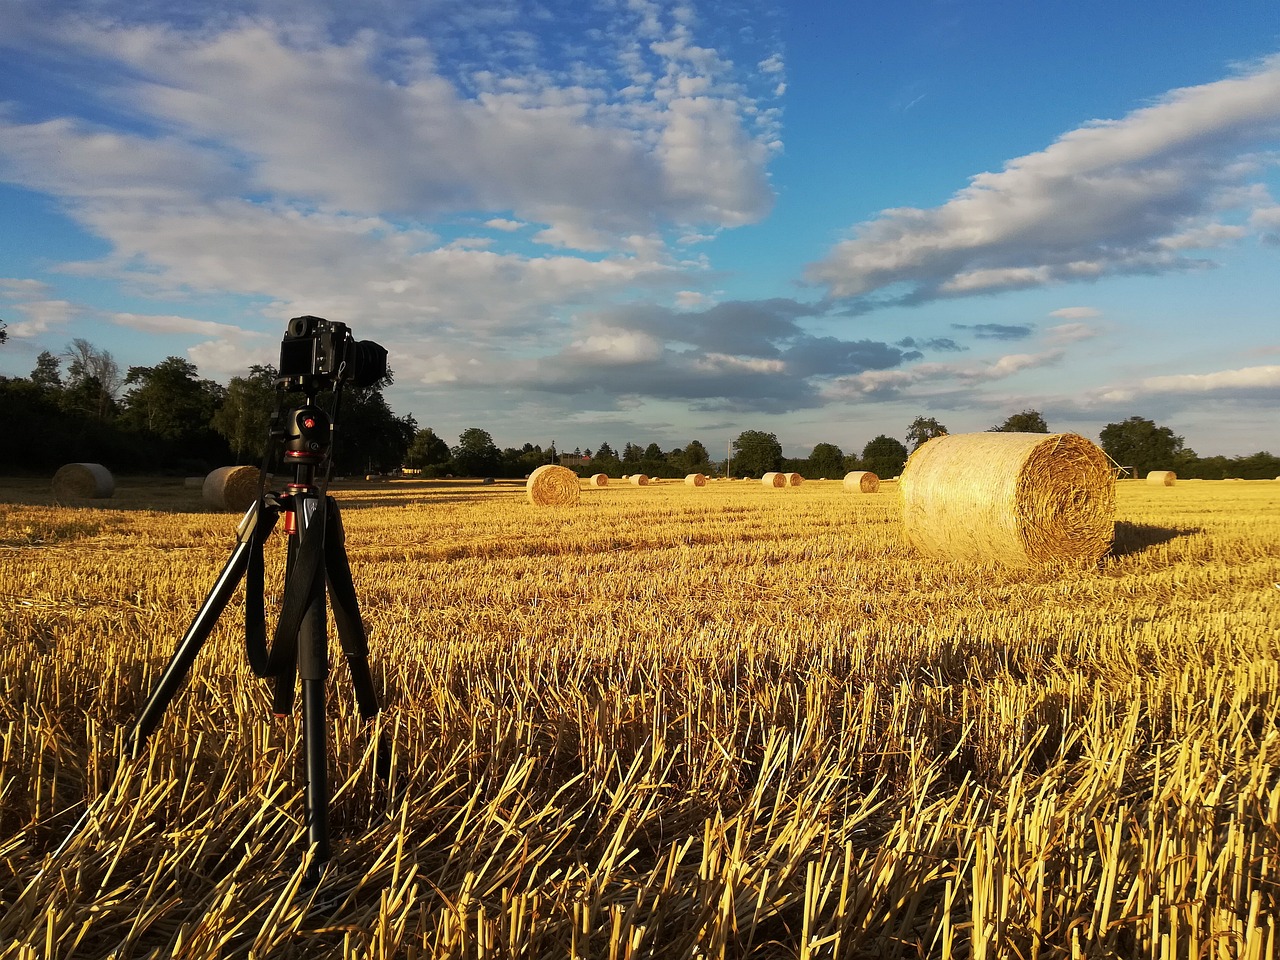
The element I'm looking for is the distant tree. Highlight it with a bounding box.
[452,427,502,476]
[30,351,63,392]
[212,364,277,462]
[861,435,909,477]
[404,427,451,471]
[906,416,948,450]
[622,442,642,464]
[596,441,615,460]
[1099,417,1189,476]
[991,409,1049,433]
[732,430,783,477]
[684,440,710,466]
[323,372,415,474]
[63,338,122,422]
[809,442,845,477]
[0,318,7,346]
[643,442,664,461]
[121,357,226,443]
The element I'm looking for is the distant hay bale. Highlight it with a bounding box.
[52,463,114,500]
[203,466,263,511]
[785,472,804,486]
[761,472,786,488]
[843,470,880,493]
[1146,470,1177,486]
[526,464,581,506]
[900,432,1114,566]
[630,474,650,486]
[481,477,496,485]
[684,473,707,487]
[589,474,609,487]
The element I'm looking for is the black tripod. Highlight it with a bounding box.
[54,393,386,886]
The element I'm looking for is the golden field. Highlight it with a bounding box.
[0,476,1278,959]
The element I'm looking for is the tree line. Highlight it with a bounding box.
[1,341,1276,481]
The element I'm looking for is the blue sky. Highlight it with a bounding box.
[1,0,1278,458]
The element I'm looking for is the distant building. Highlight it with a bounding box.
[559,454,590,467]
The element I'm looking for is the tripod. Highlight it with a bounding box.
[54,394,386,886]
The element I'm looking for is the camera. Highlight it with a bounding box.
[277,315,388,390]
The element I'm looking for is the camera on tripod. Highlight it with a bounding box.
[277,315,388,390]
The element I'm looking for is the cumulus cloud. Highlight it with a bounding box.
[1097,365,1280,404]
[952,322,1033,341]
[806,55,1280,306]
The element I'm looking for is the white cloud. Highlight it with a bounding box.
[484,218,525,232]
[1045,322,1100,345]
[1048,306,1101,320]
[1140,365,1280,394]
[806,55,1280,305]
[823,349,1065,400]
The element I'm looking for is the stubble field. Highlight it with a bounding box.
[0,476,1277,958]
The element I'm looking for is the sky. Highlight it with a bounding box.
[1,0,1278,459]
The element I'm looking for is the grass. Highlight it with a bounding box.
[0,476,1277,958]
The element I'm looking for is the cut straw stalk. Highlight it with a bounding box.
[900,432,1114,566]
[52,463,114,500]
[527,464,581,506]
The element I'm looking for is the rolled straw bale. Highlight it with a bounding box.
[684,473,708,487]
[761,472,786,488]
[900,432,1114,566]
[203,466,263,511]
[1146,470,1176,486]
[630,474,650,486]
[52,463,114,500]
[843,470,880,493]
[785,472,804,486]
[482,477,496,484]
[589,473,609,487]
[526,464,581,506]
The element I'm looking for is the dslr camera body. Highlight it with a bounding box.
[277,315,387,390]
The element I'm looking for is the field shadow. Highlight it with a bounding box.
[1111,520,1200,557]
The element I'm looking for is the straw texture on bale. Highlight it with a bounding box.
[843,470,880,493]
[589,474,609,487]
[761,472,786,488]
[684,473,708,487]
[629,474,650,486]
[900,432,1114,566]
[526,464,581,506]
[203,466,263,512]
[1146,470,1177,486]
[785,472,804,486]
[52,463,114,500]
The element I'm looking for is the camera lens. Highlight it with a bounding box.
[346,339,388,389]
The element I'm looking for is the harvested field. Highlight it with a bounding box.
[1,476,1278,958]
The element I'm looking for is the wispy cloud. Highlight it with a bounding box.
[806,55,1280,306]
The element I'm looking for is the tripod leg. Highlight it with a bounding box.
[325,499,390,780]
[296,507,332,884]
[128,503,264,758]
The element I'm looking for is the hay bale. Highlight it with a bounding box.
[52,463,114,500]
[630,474,650,486]
[843,470,880,493]
[761,472,786,488]
[481,477,496,485]
[589,474,609,487]
[684,473,707,487]
[203,466,263,511]
[900,432,1114,566]
[527,464,581,506]
[1146,470,1176,486]
[785,472,804,486]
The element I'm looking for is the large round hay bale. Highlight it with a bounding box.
[843,470,880,493]
[52,463,114,500]
[589,473,609,487]
[684,473,707,487]
[203,466,263,511]
[527,464,581,506]
[785,472,804,486]
[1146,470,1176,486]
[761,472,786,488]
[630,474,650,486]
[900,432,1114,566]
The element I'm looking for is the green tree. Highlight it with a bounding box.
[405,427,451,472]
[861,435,909,477]
[684,440,710,466]
[329,379,415,474]
[121,357,226,443]
[643,442,664,461]
[622,442,642,464]
[212,364,278,462]
[808,442,845,477]
[31,351,63,392]
[906,416,948,451]
[0,318,7,346]
[991,409,1049,433]
[732,430,783,477]
[1099,417,1189,476]
[596,441,616,460]
[63,338,122,423]
[453,427,502,476]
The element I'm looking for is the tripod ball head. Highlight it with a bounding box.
[284,404,331,463]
